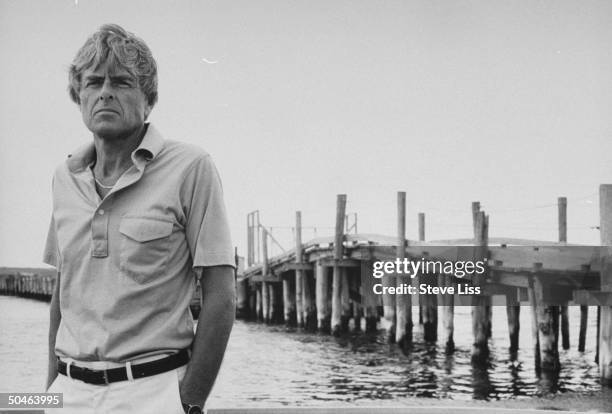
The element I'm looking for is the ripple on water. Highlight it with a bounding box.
[0,297,606,408]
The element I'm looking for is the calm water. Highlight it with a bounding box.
[0,296,605,409]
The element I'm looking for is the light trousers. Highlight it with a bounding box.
[46,365,187,414]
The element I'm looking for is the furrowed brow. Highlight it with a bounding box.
[83,75,105,82]
[110,74,136,83]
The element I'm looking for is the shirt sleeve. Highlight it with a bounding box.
[43,215,61,270]
[182,154,235,269]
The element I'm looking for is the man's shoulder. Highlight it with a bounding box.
[53,142,94,177]
[158,140,212,167]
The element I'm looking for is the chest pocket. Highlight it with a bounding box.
[119,216,173,283]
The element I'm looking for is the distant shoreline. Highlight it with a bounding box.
[0,266,56,277]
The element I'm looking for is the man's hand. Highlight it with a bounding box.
[46,272,61,391]
[179,265,235,408]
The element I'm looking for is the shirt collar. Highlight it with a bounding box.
[66,123,165,173]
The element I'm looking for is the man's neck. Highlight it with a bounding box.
[92,124,147,178]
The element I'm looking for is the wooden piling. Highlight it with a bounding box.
[472,203,492,340]
[596,306,601,364]
[418,212,425,327]
[471,209,489,361]
[598,184,612,384]
[558,196,567,243]
[578,306,588,352]
[255,284,262,321]
[269,283,278,323]
[249,284,257,320]
[315,261,331,332]
[247,213,254,267]
[262,228,270,323]
[283,274,296,326]
[351,273,363,331]
[558,196,570,350]
[395,192,412,349]
[262,282,269,323]
[332,194,347,336]
[303,271,317,330]
[361,258,379,333]
[340,268,351,331]
[506,305,520,354]
[295,212,304,328]
[418,212,438,341]
[534,275,560,372]
[439,272,454,352]
[560,306,570,350]
[528,278,541,372]
[236,252,249,319]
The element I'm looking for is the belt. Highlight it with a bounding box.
[57,349,189,385]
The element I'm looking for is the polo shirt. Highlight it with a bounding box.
[43,124,235,362]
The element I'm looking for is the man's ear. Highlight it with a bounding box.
[144,104,153,120]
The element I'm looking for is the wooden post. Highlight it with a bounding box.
[417,213,425,326]
[262,227,270,323]
[506,305,520,354]
[351,271,363,331]
[471,209,489,361]
[503,202,522,354]
[421,213,437,342]
[332,194,347,335]
[395,192,412,349]
[378,202,401,341]
[558,196,567,242]
[560,306,570,350]
[236,282,248,317]
[418,213,425,242]
[558,196,570,350]
[315,261,331,332]
[598,185,612,384]
[268,283,277,323]
[261,282,269,323]
[283,274,296,326]
[596,306,601,364]
[249,283,256,320]
[578,306,588,352]
[295,212,304,328]
[534,273,560,372]
[439,273,454,352]
[247,214,253,266]
[303,271,317,330]
[340,268,351,331]
[361,258,378,333]
[255,284,262,321]
[528,278,541,373]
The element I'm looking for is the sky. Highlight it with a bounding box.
[1,0,612,267]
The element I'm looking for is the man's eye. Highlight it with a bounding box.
[86,80,102,87]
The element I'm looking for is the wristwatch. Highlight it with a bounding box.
[182,403,203,414]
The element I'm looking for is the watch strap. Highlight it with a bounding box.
[182,402,203,414]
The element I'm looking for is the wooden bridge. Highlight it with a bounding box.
[235,186,612,385]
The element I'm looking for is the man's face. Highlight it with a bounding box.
[79,60,151,140]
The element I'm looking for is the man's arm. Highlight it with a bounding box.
[46,272,61,391]
[180,265,235,408]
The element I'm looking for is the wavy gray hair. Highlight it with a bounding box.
[68,24,158,107]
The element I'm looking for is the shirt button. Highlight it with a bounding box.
[98,209,105,215]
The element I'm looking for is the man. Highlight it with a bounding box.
[43,24,235,414]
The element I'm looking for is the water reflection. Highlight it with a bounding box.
[0,297,604,407]
[211,306,603,406]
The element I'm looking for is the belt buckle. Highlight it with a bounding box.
[102,369,109,385]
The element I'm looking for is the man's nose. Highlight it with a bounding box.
[99,79,114,101]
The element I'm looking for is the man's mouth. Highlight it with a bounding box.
[94,109,119,116]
